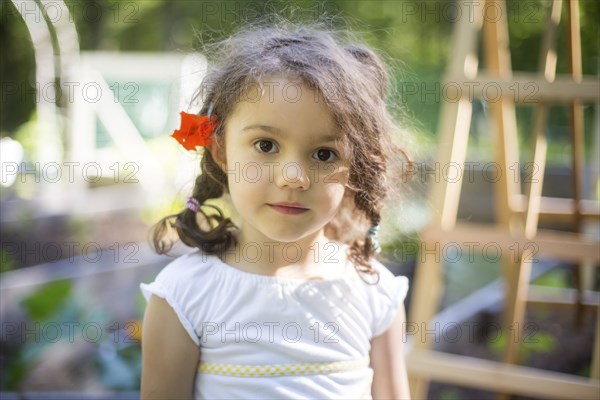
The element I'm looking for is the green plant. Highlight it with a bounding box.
[2,280,142,391]
[488,328,557,363]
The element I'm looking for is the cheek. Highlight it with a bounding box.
[228,179,261,221]
[320,181,347,208]
[226,161,268,203]
[323,168,350,191]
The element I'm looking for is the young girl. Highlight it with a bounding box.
[140,23,411,400]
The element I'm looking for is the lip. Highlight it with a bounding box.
[267,202,309,215]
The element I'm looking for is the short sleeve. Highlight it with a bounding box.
[370,264,409,337]
[140,253,205,346]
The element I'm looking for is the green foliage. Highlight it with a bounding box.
[577,364,591,378]
[96,341,142,390]
[1,348,29,391]
[3,0,598,163]
[4,281,72,390]
[20,280,72,322]
[533,268,570,288]
[3,280,142,391]
[0,248,16,272]
[0,0,36,133]
[439,388,463,400]
[488,328,557,362]
[12,112,39,162]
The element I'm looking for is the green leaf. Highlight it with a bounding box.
[20,280,72,322]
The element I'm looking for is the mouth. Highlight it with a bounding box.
[267,203,309,215]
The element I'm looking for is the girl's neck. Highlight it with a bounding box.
[219,229,347,280]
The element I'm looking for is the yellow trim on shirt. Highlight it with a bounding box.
[198,356,370,377]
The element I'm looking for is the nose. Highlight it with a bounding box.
[276,161,310,190]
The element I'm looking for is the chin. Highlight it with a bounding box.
[264,228,322,244]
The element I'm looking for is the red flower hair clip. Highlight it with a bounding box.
[171,111,218,150]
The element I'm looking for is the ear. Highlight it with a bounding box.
[207,142,227,171]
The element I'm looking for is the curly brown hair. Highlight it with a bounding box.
[152,22,411,280]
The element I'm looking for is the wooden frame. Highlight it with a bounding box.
[407,1,600,398]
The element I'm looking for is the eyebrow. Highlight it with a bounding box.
[242,124,341,142]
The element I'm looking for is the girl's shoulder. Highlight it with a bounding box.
[147,249,227,289]
[140,250,224,302]
[353,257,409,337]
[368,258,409,300]
[140,250,230,346]
[156,249,216,275]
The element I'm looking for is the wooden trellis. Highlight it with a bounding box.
[406,1,600,399]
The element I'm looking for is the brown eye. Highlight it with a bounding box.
[255,140,277,153]
[314,149,337,162]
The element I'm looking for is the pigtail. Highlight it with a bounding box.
[341,43,413,283]
[151,137,238,257]
[347,195,383,284]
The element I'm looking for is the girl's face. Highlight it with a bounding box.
[216,76,350,246]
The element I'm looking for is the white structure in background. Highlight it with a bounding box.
[174,53,210,191]
[8,0,207,219]
[0,138,25,188]
[70,52,180,197]
[180,53,209,113]
[69,51,208,211]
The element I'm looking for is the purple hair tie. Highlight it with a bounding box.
[186,197,200,213]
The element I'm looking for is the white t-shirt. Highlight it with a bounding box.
[140,245,409,399]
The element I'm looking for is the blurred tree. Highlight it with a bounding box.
[0,0,36,134]
[1,0,598,139]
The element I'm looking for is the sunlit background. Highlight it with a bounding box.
[1,0,599,398]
